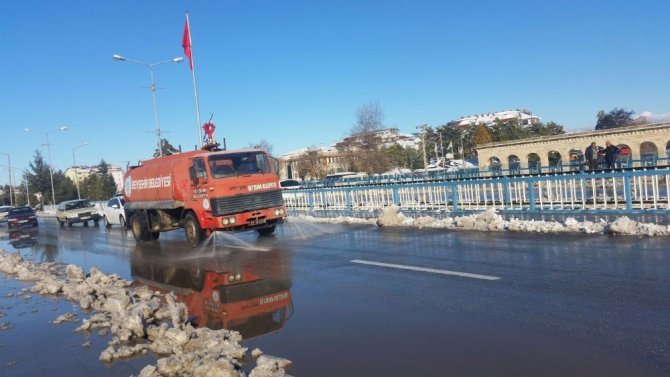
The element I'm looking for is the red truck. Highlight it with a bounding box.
[123,148,287,246]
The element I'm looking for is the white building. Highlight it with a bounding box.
[447,109,541,128]
[278,128,420,180]
[64,164,125,193]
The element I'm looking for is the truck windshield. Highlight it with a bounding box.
[208,152,271,178]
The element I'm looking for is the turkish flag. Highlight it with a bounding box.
[182,16,193,70]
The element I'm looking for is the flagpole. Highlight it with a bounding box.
[186,12,203,148]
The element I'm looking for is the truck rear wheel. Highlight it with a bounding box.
[131,213,151,243]
[184,213,204,247]
[256,225,276,236]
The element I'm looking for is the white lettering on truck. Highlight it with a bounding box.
[126,176,171,197]
[247,182,277,192]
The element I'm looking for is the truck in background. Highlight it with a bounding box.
[123,147,287,247]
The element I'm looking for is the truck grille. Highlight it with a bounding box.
[217,279,291,304]
[210,190,284,216]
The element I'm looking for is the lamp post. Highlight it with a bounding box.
[112,54,183,157]
[24,126,68,207]
[0,152,12,206]
[72,142,89,200]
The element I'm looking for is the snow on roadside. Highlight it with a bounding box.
[0,250,292,377]
[295,205,670,236]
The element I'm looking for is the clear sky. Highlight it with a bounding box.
[2,0,669,184]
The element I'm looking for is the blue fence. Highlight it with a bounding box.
[283,167,670,214]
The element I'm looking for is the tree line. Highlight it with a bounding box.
[1,150,118,207]
[289,102,566,179]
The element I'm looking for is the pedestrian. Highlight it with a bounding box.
[603,141,620,169]
[584,142,599,171]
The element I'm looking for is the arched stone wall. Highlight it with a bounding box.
[474,123,670,169]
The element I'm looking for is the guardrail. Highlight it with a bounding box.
[283,167,670,214]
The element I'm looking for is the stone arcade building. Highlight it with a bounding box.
[475,122,670,170]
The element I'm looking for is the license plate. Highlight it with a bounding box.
[248,218,267,226]
[19,220,28,223]
[80,216,90,220]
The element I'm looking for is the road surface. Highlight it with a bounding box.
[0,218,668,376]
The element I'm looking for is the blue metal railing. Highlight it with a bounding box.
[283,167,670,214]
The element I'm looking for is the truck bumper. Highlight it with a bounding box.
[201,206,287,232]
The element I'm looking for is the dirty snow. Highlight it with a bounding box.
[296,205,670,236]
[0,249,292,377]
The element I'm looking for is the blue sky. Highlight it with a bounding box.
[2,0,669,184]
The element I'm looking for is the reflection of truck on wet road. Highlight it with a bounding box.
[131,244,293,338]
[123,148,287,246]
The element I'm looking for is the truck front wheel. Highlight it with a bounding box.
[131,213,151,243]
[184,214,204,247]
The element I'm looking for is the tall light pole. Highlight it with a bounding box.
[0,152,13,206]
[112,54,183,157]
[25,126,68,207]
[72,142,89,200]
[417,124,429,170]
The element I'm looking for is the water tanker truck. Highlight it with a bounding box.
[123,148,287,246]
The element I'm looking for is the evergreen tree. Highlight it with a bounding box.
[25,150,64,205]
[154,139,180,157]
[81,159,117,200]
[595,108,635,130]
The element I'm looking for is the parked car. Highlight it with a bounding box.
[0,205,11,222]
[56,199,101,227]
[103,196,126,228]
[7,206,38,229]
[280,179,302,190]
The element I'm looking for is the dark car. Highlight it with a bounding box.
[7,206,38,229]
[279,179,302,190]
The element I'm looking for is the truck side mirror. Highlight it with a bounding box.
[189,166,199,185]
[270,156,280,176]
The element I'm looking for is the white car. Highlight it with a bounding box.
[103,196,126,228]
[0,206,11,222]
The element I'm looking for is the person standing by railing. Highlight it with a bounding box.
[603,141,620,169]
[585,142,599,171]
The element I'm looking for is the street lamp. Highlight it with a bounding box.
[72,142,89,200]
[112,54,183,157]
[24,126,68,207]
[0,152,13,206]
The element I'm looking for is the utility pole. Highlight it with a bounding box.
[417,124,428,170]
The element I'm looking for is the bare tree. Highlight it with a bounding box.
[249,139,274,154]
[336,101,390,173]
[292,147,327,180]
[352,101,385,135]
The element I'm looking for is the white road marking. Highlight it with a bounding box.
[350,259,500,281]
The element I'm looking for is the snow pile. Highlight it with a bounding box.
[607,216,670,236]
[376,205,414,227]
[294,214,377,226]
[376,205,455,229]
[0,249,293,377]
[294,209,669,236]
[455,209,506,231]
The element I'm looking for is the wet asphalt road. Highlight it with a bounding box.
[1,217,669,376]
